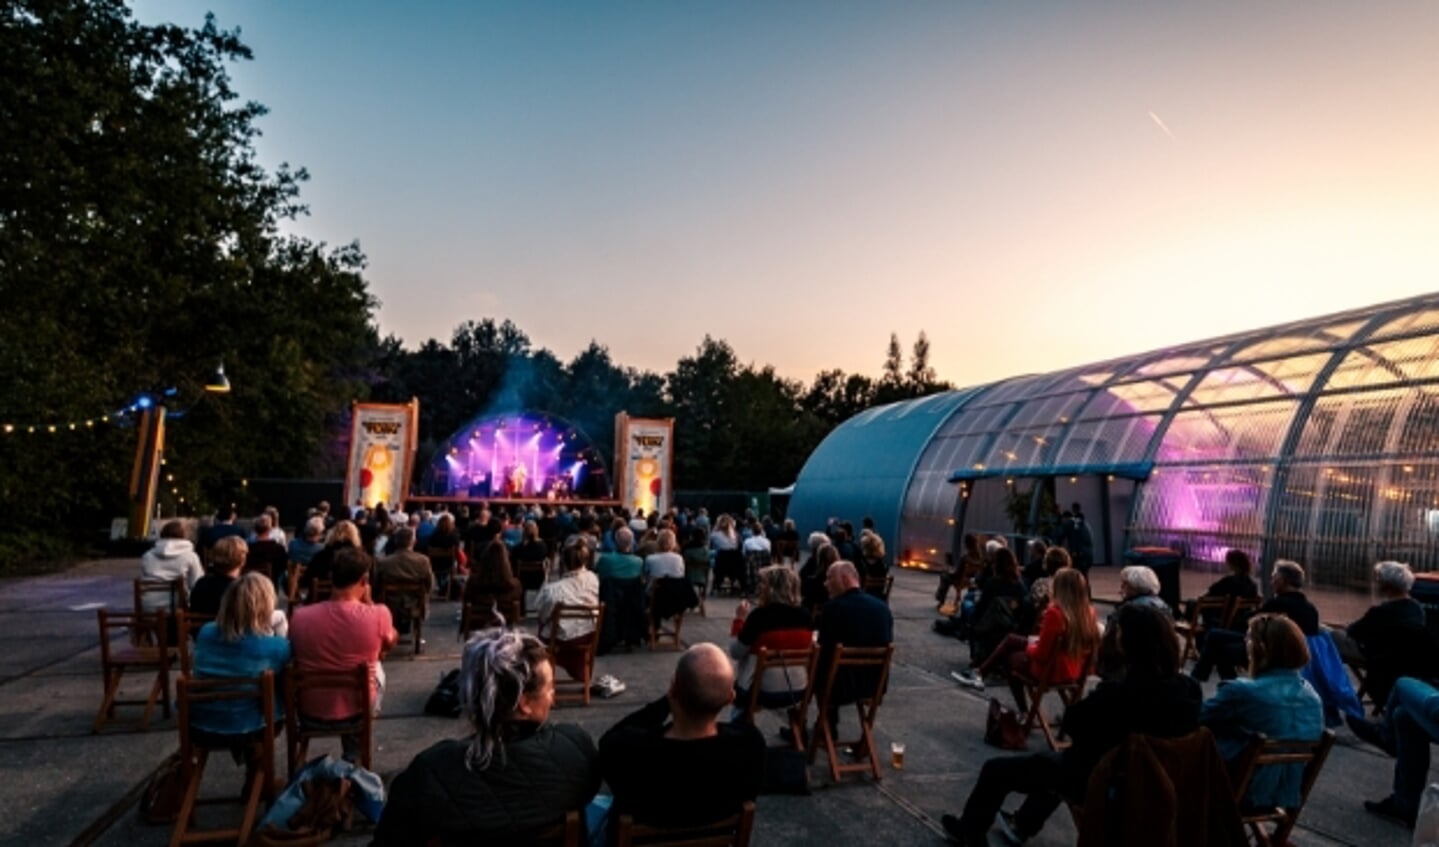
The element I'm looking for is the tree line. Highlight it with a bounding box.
[0,1,949,563]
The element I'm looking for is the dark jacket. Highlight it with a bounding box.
[1349,596,1435,704]
[375,722,599,847]
[1262,591,1320,637]
[599,697,765,829]
[1060,674,1203,796]
[818,588,894,705]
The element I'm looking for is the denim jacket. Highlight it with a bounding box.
[1201,669,1322,808]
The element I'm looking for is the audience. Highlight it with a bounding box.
[514,520,549,567]
[596,527,647,652]
[376,630,600,845]
[956,569,1097,713]
[599,643,766,831]
[139,520,203,609]
[245,513,290,586]
[190,536,249,617]
[463,538,522,624]
[857,531,889,590]
[188,572,291,738]
[942,604,1201,846]
[643,529,686,583]
[287,518,326,568]
[301,520,361,599]
[1200,613,1323,808]
[375,527,437,634]
[200,508,245,554]
[802,561,894,745]
[1193,559,1319,682]
[729,565,814,716]
[289,547,398,762]
[1352,676,1439,827]
[534,537,601,681]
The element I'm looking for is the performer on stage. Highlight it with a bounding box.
[509,464,527,497]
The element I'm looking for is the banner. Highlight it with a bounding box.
[614,413,674,516]
[345,400,419,513]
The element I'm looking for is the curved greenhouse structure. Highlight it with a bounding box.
[788,292,1439,588]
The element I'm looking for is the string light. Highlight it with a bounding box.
[2,400,151,436]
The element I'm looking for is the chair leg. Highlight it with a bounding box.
[94,668,122,734]
[858,704,882,781]
[414,617,424,657]
[168,750,208,847]
[236,754,265,845]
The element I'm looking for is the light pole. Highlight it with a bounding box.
[126,363,230,539]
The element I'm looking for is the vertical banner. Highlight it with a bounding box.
[345,400,420,513]
[614,413,675,516]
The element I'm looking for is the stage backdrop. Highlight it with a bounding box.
[345,400,419,512]
[615,413,675,516]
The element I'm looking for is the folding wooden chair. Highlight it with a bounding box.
[683,551,711,617]
[377,578,428,657]
[515,558,548,617]
[1226,596,1262,628]
[805,643,895,782]
[617,801,755,847]
[170,670,277,847]
[426,546,460,599]
[458,595,517,639]
[540,603,604,706]
[283,663,373,778]
[1175,595,1230,664]
[1230,730,1336,846]
[735,646,816,751]
[1015,652,1096,752]
[308,578,333,604]
[94,609,172,733]
[647,584,686,652]
[175,610,216,677]
[135,577,190,617]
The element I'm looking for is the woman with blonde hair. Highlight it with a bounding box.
[858,531,888,583]
[956,569,1099,713]
[189,572,291,736]
[729,565,813,717]
[300,519,360,597]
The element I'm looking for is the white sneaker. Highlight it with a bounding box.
[951,669,985,690]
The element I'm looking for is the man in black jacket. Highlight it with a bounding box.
[599,643,766,830]
[1337,560,1435,711]
[815,561,895,739]
[1193,559,1319,681]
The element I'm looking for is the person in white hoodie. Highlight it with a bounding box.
[139,520,204,611]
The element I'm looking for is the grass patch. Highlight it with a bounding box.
[0,532,88,577]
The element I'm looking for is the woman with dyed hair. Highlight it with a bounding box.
[376,630,601,845]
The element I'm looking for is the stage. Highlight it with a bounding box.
[402,495,621,513]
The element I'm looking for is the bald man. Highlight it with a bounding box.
[806,560,894,745]
[600,643,766,831]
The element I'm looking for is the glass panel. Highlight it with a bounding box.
[1005,392,1091,429]
[1156,400,1298,464]
[1393,394,1439,455]
[1248,353,1333,393]
[1324,336,1439,390]
[1101,377,1191,414]
[1366,307,1439,342]
[1186,367,1286,405]
[1128,464,1273,566]
[1132,355,1217,378]
[931,402,1017,438]
[972,374,1061,407]
[899,469,960,566]
[1051,415,1162,465]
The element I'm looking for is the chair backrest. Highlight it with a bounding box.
[617,800,756,847]
[309,578,333,604]
[176,610,217,676]
[134,577,188,615]
[814,643,895,714]
[1225,596,1262,629]
[1189,595,1230,626]
[741,646,816,720]
[1229,729,1336,841]
[461,597,510,636]
[427,546,457,570]
[542,603,605,651]
[285,662,373,726]
[177,669,276,756]
[379,578,428,605]
[862,574,894,601]
[98,608,171,659]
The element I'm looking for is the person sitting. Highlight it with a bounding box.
[937,532,983,609]
[301,520,361,600]
[189,572,291,737]
[599,644,766,832]
[729,565,813,717]
[643,529,686,583]
[966,547,1030,663]
[680,526,712,596]
[288,548,398,762]
[425,514,463,594]
[1020,538,1048,587]
[1193,559,1319,682]
[1024,547,1072,624]
[857,531,889,593]
[245,513,290,587]
[1200,613,1323,809]
[941,604,1202,846]
[534,537,601,682]
[190,536,250,617]
[647,529,699,633]
[956,568,1097,713]
[514,520,549,570]
[710,515,743,593]
[596,528,646,652]
[740,522,772,596]
[1334,560,1433,711]
[376,528,436,634]
[799,536,838,616]
[376,630,600,845]
[1182,548,1261,626]
[200,508,245,556]
[286,518,325,568]
[804,561,894,743]
[1352,675,1439,827]
[140,520,203,610]
[463,538,522,624]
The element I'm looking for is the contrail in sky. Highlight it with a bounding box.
[1148,110,1176,140]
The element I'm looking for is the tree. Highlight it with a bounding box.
[0,1,376,549]
[908,331,937,391]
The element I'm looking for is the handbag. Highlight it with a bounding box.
[984,697,1028,751]
[140,752,186,824]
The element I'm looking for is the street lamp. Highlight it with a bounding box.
[127,362,230,539]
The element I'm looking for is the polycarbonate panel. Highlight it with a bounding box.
[1102,378,1190,414]
[1324,336,1439,391]
[1366,307,1439,342]
[970,373,1064,408]
[989,426,1065,468]
[1003,391,1091,430]
[1132,354,1219,378]
[960,478,1023,538]
[1128,464,1273,565]
[930,402,1017,438]
[1156,400,1298,464]
[1246,353,1333,392]
[1186,366,1289,405]
[1392,393,1439,455]
[1051,415,1161,466]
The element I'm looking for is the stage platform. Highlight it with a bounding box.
[402,495,621,512]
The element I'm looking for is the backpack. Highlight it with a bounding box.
[424,668,463,717]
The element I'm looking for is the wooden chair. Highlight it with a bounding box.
[94,609,172,733]
[377,578,429,657]
[308,578,333,604]
[805,644,895,783]
[862,574,894,602]
[283,663,373,778]
[735,646,817,751]
[1227,596,1262,628]
[285,563,305,614]
[683,551,711,617]
[647,584,686,652]
[1229,730,1336,846]
[1176,595,1231,663]
[617,801,756,847]
[515,558,548,617]
[774,539,799,567]
[540,603,605,706]
[175,610,216,677]
[426,546,460,600]
[134,577,189,617]
[1015,652,1097,752]
[458,596,517,640]
[170,670,277,847]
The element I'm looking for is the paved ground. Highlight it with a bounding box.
[0,560,1419,846]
